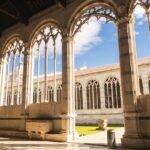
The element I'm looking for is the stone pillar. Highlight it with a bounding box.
[0,58,6,105]
[61,33,76,142]
[117,17,149,148]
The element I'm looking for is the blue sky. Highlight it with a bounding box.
[74,5,150,70]
[33,5,150,75]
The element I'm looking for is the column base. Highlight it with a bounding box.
[122,137,150,149]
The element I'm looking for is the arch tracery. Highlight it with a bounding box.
[31,23,62,103]
[70,4,117,37]
[2,38,24,106]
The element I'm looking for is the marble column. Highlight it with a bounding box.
[117,16,146,148]
[22,43,30,114]
[0,58,6,106]
[61,33,76,142]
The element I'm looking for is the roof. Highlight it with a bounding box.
[35,57,150,82]
[0,0,66,33]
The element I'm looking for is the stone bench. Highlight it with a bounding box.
[26,121,53,139]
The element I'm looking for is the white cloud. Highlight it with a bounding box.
[74,17,102,56]
[133,5,147,25]
[33,17,102,58]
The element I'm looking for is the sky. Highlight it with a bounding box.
[33,5,150,75]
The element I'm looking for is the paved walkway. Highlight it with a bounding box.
[0,128,132,150]
[76,127,124,145]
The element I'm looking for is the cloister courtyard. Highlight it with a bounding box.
[0,0,150,149]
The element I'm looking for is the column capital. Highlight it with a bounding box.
[61,34,73,43]
[116,16,133,26]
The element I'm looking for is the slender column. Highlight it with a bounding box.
[17,54,21,104]
[62,34,76,141]
[0,58,6,106]
[44,43,48,102]
[5,57,10,105]
[53,42,57,102]
[22,44,30,114]
[37,47,40,103]
[11,53,16,105]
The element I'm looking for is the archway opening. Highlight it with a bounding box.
[133,2,150,96]
[71,4,124,145]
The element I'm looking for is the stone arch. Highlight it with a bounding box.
[1,34,25,57]
[28,19,64,48]
[68,0,118,37]
[0,36,25,106]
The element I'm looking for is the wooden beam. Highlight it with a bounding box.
[0,8,18,20]
[55,0,66,8]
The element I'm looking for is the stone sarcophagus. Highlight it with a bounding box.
[26,120,53,139]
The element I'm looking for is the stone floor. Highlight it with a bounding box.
[0,142,132,150]
[0,128,132,150]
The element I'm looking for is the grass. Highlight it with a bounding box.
[76,125,123,136]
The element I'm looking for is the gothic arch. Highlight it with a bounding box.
[1,35,25,57]
[104,77,121,109]
[1,37,25,106]
[68,0,118,37]
[29,19,63,48]
[75,82,83,110]
[86,80,101,109]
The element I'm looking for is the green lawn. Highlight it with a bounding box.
[76,126,122,136]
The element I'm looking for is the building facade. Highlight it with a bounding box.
[4,58,150,125]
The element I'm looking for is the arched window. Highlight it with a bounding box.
[105,77,121,109]
[47,86,53,102]
[7,91,11,106]
[32,24,62,103]
[86,80,101,109]
[139,77,143,95]
[75,82,83,110]
[57,85,62,102]
[33,88,41,103]
[3,38,24,106]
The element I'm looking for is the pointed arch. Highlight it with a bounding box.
[86,80,101,109]
[104,77,121,109]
